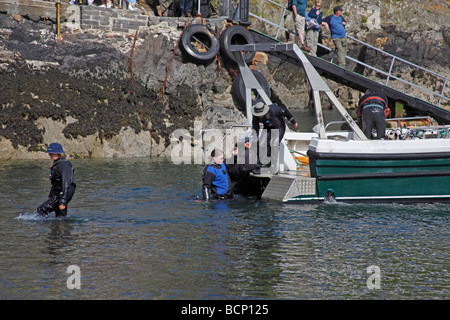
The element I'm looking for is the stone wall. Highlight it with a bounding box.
[0,0,226,35]
[0,0,67,21]
[79,5,149,34]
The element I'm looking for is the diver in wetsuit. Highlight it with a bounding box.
[202,149,233,201]
[357,90,390,139]
[37,143,76,217]
[226,140,260,180]
[251,102,298,166]
[252,102,298,143]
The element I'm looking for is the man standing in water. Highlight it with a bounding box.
[202,149,233,201]
[37,143,76,217]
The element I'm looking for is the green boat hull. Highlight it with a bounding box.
[308,153,450,202]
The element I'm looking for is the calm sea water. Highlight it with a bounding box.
[0,157,448,300]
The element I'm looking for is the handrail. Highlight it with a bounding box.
[245,1,450,109]
[347,35,447,81]
[324,116,449,132]
[317,42,449,104]
[347,35,449,107]
[248,0,288,40]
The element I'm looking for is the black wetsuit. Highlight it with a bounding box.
[37,158,76,217]
[252,103,297,162]
[226,148,260,181]
[357,92,389,139]
[252,103,297,143]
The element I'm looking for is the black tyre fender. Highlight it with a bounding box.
[179,24,220,64]
[219,25,256,65]
[232,70,271,110]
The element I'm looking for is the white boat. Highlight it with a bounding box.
[228,43,450,203]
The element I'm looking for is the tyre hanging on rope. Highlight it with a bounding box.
[179,24,220,64]
[232,69,271,111]
[219,25,256,65]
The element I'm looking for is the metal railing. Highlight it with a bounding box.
[243,0,450,109]
[248,0,289,40]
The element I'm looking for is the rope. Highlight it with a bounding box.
[152,18,196,105]
[267,58,286,82]
[129,30,138,97]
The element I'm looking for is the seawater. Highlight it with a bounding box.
[0,157,448,299]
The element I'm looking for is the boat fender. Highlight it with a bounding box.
[232,69,271,111]
[179,24,220,64]
[219,25,256,65]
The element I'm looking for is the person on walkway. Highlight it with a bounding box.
[323,6,347,67]
[357,90,390,139]
[305,0,325,57]
[99,0,112,7]
[292,0,311,52]
[251,102,298,166]
[126,0,138,10]
[202,149,234,201]
[180,0,194,17]
[37,143,76,217]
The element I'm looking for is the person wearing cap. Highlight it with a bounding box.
[251,102,298,166]
[36,143,76,217]
[291,0,311,52]
[323,6,347,67]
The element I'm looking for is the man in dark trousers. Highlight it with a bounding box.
[357,90,390,139]
[251,102,298,166]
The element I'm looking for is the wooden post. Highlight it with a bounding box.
[56,0,61,41]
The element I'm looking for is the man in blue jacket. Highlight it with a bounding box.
[202,149,234,201]
[323,6,347,67]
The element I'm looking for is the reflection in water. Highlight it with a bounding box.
[0,158,448,299]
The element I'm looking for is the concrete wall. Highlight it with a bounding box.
[0,0,226,35]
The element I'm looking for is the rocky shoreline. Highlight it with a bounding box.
[0,13,216,159]
[1,0,449,160]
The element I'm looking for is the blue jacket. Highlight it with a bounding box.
[202,163,233,200]
[307,7,323,28]
[323,14,346,38]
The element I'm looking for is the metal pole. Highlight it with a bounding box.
[438,77,448,108]
[240,0,249,24]
[386,57,395,86]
